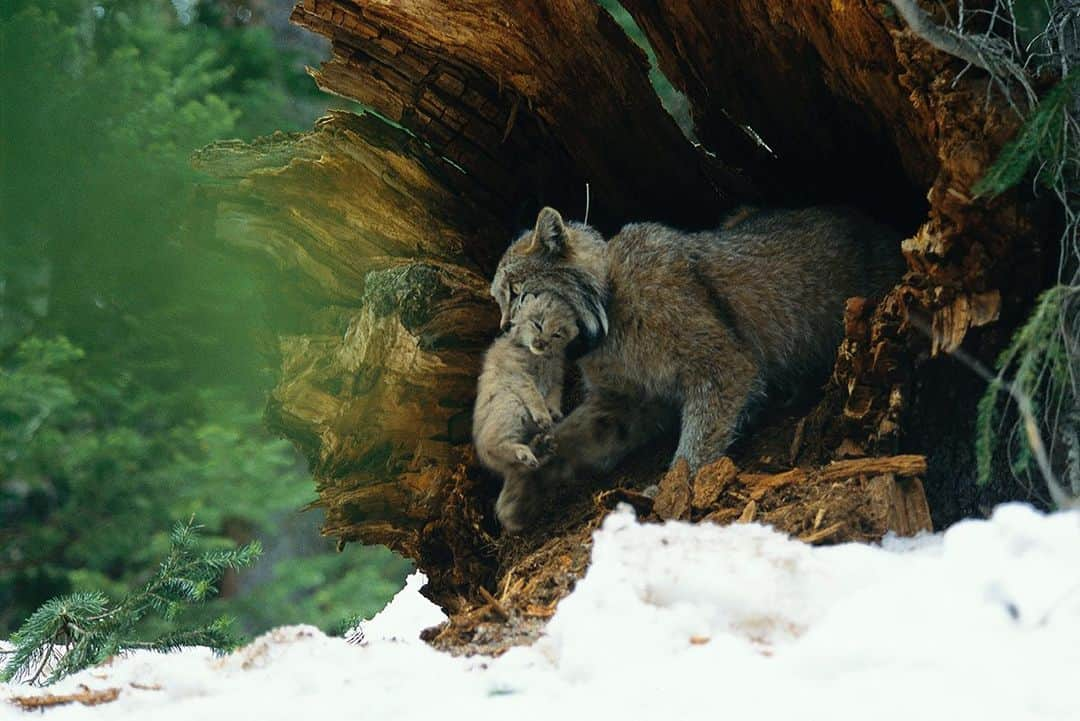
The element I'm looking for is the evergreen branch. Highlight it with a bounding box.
[0,520,261,685]
[975,71,1080,196]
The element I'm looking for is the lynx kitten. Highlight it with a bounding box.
[472,292,579,531]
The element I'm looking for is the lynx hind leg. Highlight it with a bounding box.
[495,471,534,533]
[675,359,764,472]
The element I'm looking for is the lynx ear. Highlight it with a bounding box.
[525,207,570,256]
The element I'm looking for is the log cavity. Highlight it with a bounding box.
[608,0,931,231]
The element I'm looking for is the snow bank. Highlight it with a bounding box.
[4,503,1079,721]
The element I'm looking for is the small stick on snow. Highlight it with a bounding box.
[800,522,846,544]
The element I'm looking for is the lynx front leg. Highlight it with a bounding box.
[495,391,673,533]
[515,380,554,431]
[675,360,763,472]
[548,390,674,475]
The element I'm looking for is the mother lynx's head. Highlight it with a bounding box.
[492,207,609,359]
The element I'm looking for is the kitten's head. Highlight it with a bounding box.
[508,292,580,358]
[491,207,608,358]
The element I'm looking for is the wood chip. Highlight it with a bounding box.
[702,508,742,525]
[737,499,757,523]
[817,455,926,482]
[691,456,738,510]
[654,458,692,520]
[524,604,557,618]
[867,473,934,536]
[741,468,809,500]
[799,521,845,544]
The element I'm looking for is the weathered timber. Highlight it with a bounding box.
[194,111,510,292]
[658,454,935,540]
[289,0,754,231]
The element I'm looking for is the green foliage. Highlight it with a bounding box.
[0,0,410,647]
[0,520,259,685]
[968,2,1080,506]
[975,286,1078,500]
[0,333,318,632]
[974,70,1080,197]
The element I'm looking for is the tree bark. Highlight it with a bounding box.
[196,0,1053,645]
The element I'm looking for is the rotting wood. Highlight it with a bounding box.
[737,500,758,523]
[197,0,1052,645]
[654,458,692,520]
[689,455,933,540]
[289,0,754,231]
[817,455,927,482]
[429,454,934,654]
[799,522,847,544]
[741,469,810,501]
[692,456,738,510]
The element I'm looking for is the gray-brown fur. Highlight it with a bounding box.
[472,293,579,531]
[490,206,904,531]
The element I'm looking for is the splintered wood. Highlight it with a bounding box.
[661,454,932,542]
[602,453,930,543]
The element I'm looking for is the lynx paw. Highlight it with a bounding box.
[530,432,557,458]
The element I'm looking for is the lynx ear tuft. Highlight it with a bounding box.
[567,296,609,361]
[526,207,570,256]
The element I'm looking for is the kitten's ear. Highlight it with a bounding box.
[525,207,569,256]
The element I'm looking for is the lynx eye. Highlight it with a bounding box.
[552,330,563,338]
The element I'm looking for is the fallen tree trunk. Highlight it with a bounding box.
[196,0,1054,646]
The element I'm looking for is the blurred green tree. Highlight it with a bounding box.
[0,0,410,638]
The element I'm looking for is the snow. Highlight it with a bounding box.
[4,502,1080,720]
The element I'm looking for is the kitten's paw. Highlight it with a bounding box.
[534,413,554,431]
[513,444,540,468]
[550,409,564,423]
